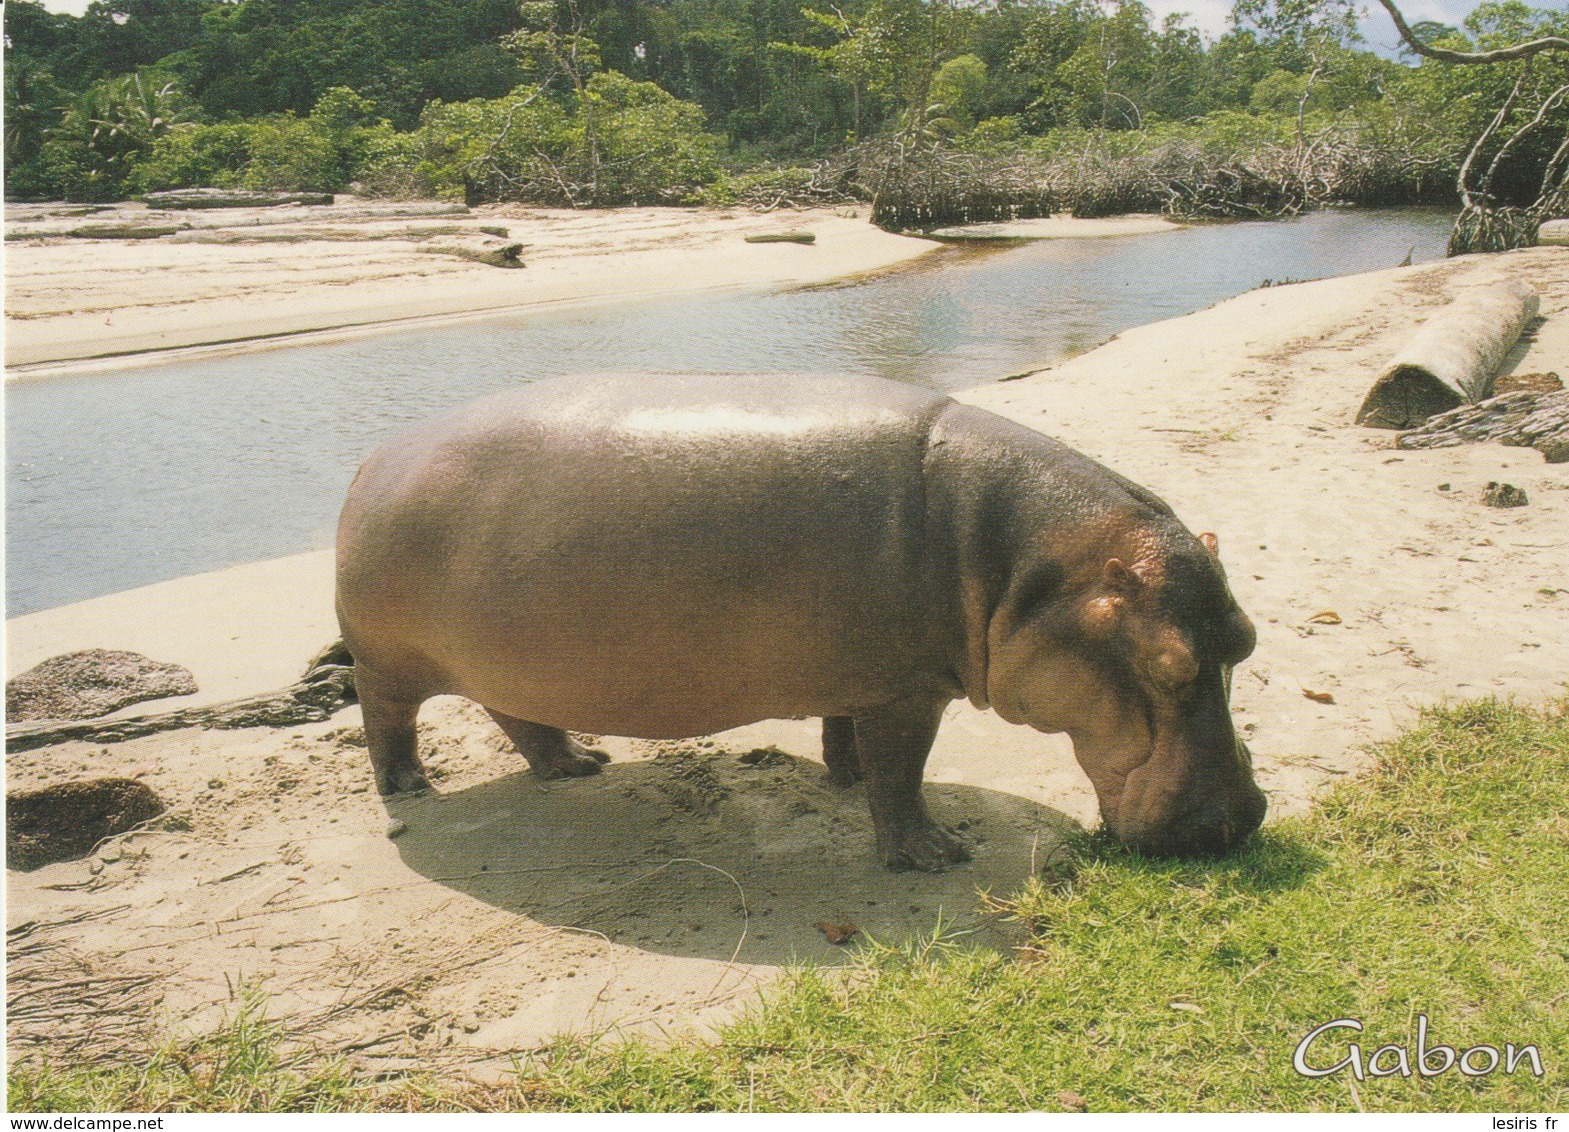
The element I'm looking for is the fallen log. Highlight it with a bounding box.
[5,641,356,753]
[1356,279,1540,429]
[141,188,334,209]
[1395,389,1568,463]
[744,231,816,244]
[65,223,187,240]
[417,235,525,267]
[1538,219,1569,246]
[167,223,509,245]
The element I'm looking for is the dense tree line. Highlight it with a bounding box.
[3,0,1565,221]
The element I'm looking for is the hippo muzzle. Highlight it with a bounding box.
[1100,667,1267,857]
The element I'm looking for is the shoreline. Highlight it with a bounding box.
[5,205,938,377]
[7,243,1567,1062]
[2,205,1203,380]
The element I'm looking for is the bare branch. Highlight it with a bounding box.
[1373,0,1568,64]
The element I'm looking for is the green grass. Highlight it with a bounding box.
[11,698,1568,1112]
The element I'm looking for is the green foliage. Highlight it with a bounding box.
[3,0,1563,209]
[931,54,988,127]
[363,74,724,205]
[32,69,193,201]
[11,699,1568,1112]
[130,88,396,194]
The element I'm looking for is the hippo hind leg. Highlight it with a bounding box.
[359,684,432,796]
[486,709,611,779]
[822,715,862,786]
[855,695,970,873]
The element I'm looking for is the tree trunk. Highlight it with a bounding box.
[141,189,335,209]
[1356,279,1539,429]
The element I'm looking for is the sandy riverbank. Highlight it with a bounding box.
[4,203,936,375]
[7,243,1568,1076]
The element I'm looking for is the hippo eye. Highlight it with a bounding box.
[1151,648,1198,689]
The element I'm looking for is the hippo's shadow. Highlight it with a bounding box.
[386,746,1079,967]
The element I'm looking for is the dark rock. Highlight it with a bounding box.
[6,649,198,723]
[6,778,165,871]
[738,747,790,768]
[1482,482,1529,508]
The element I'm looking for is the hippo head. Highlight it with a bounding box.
[987,530,1266,857]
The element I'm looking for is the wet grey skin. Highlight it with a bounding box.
[336,372,1265,871]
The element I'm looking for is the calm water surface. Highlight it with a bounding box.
[7,207,1454,614]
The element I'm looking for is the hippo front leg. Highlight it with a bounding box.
[854,695,970,872]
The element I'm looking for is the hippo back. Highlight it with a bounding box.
[336,373,964,737]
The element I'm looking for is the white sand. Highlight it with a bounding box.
[7,241,1567,1076]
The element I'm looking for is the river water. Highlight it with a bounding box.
[6,206,1455,615]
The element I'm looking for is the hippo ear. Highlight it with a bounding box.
[1199,532,1220,559]
[1102,557,1142,596]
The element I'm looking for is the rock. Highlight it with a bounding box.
[738,747,789,767]
[1482,482,1528,508]
[1056,1090,1089,1112]
[1538,219,1569,247]
[141,188,334,209]
[6,649,198,723]
[386,819,408,839]
[6,778,165,871]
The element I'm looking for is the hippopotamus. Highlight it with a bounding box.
[336,372,1265,870]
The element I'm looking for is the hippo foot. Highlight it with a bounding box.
[375,762,432,796]
[826,763,863,788]
[877,820,971,873]
[534,741,611,780]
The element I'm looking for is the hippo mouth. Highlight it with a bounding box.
[1107,736,1266,858]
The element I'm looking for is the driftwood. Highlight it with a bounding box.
[141,188,334,209]
[1396,389,1569,462]
[1357,279,1540,429]
[5,642,356,754]
[1539,219,1569,246]
[167,223,509,245]
[417,235,525,267]
[65,223,186,240]
[744,232,816,244]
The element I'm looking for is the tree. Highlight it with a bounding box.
[1376,0,1568,251]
